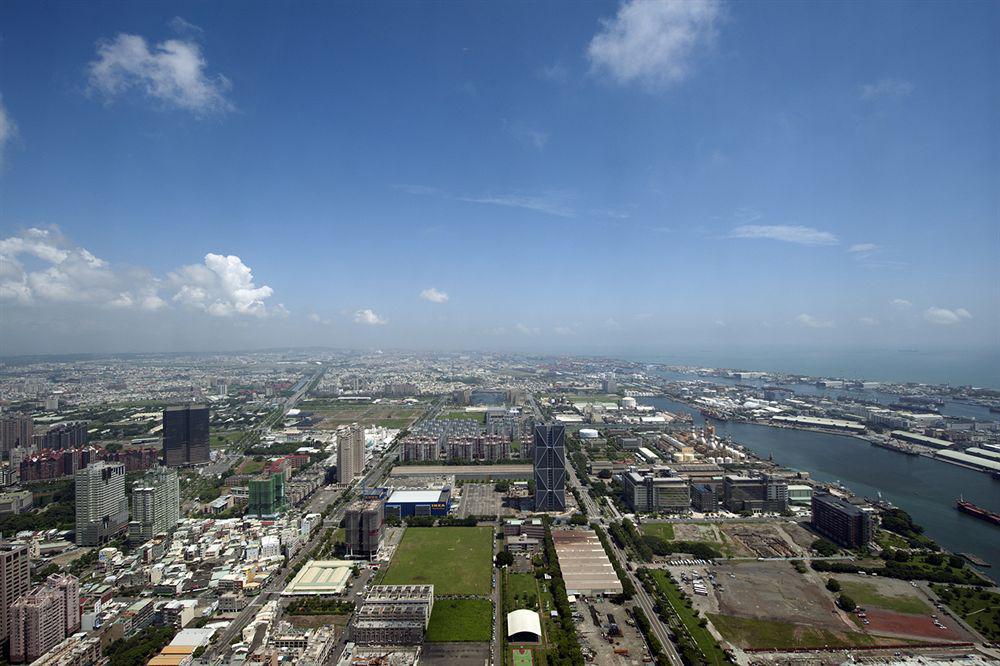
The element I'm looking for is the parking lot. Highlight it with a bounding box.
[458,483,501,517]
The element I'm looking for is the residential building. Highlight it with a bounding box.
[9,573,79,664]
[162,405,210,466]
[248,474,285,517]
[337,424,365,484]
[0,416,33,454]
[0,543,31,647]
[32,422,88,451]
[128,467,180,543]
[811,493,875,548]
[533,424,566,512]
[75,461,129,546]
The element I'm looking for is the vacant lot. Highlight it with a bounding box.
[714,561,844,627]
[838,577,931,615]
[709,614,875,650]
[441,410,485,422]
[426,599,493,642]
[380,527,493,595]
[639,522,674,540]
[313,403,425,430]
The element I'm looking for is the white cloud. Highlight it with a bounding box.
[923,306,972,326]
[88,30,232,115]
[538,63,569,83]
[796,314,833,329]
[849,243,877,254]
[0,95,15,168]
[0,227,277,318]
[502,119,549,150]
[456,193,575,218]
[514,322,539,335]
[858,316,879,326]
[553,325,576,336]
[169,254,275,317]
[891,298,912,310]
[419,287,449,303]
[354,309,387,326]
[587,0,722,89]
[860,79,914,101]
[729,225,838,246]
[605,317,622,330]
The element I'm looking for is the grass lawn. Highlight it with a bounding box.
[212,430,247,448]
[380,527,493,595]
[839,580,931,615]
[708,614,875,650]
[640,523,675,540]
[426,599,493,642]
[506,573,540,610]
[932,584,1000,643]
[650,571,729,665]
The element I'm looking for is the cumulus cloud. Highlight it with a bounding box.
[88,27,232,115]
[796,314,833,329]
[419,287,449,303]
[0,227,278,317]
[729,225,838,246]
[860,79,914,101]
[923,307,972,325]
[891,298,912,310]
[587,0,722,89]
[354,309,387,326]
[0,95,15,167]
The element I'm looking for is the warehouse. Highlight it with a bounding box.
[384,488,451,517]
[282,560,353,596]
[551,529,623,596]
[935,450,1000,472]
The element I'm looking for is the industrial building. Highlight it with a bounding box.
[384,488,451,517]
[622,468,690,513]
[811,493,875,548]
[282,560,354,596]
[162,405,210,466]
[551,530,623,596]
[722,474,788,513]
[533,424,566,512]
[691,483,719,513]
[345,499,385,559]
[351,585,434,645]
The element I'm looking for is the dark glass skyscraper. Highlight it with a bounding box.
[533,423,566,511]
[162,405,210,466]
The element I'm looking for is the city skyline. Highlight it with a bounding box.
[1,1,997,361]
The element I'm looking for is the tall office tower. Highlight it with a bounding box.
[533,424,566,512]
[46,573,80,635]
[75,462,129,546]
[128,467,180,543]
[162,404,210,466]
[0,543,31,648]
[0,416,33,455]
[337,424,365,484]
[9,583,70,664]
[345,499,385,559]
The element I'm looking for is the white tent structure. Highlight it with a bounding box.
[507,609,542,643]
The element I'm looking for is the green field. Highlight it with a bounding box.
[441,410,486,422]
[932,584,1000,643]
[506,573,540,610]
[640,523,675,540]
[708,614,875,650]
[380,527,493,595]
[650,571,729,665]
[426,599,493,642]
[839,580,931,615]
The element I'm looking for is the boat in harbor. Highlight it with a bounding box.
[956,498,1000,526]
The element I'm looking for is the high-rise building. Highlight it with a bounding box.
[345,499,385,559]
[32,421,87,451]
[162,405,210,466]
[248,474,285,517]
[811,493,875,548]
[337,424,365,484]
[0,543,31,648]
[75,462,129,546]
[622,469,690,513]
[0,416,33,454]
[8,573,79,664]
[128,467,180,543]
[533,424,566,512]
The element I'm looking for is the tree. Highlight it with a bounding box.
[948,554,965,569]
[811,538,839,557]
[826,578,841,592]
[838,594,857,612]
[495,551,514,568]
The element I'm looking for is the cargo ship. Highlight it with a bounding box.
[956,498,1000,526]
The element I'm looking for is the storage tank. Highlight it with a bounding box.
[579,428,599,439]
[621,397,637,410]
[723,456,734,464]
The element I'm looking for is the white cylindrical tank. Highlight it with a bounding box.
[579,428,599,439]
[723,456,734,464]
[621,396,637,409]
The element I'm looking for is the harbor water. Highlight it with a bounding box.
[644,396,1000,582]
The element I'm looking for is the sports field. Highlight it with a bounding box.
[426,599,493,642]
[512,647,534,666]
[380,526,494,595]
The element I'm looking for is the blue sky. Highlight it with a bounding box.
[0,0,997,362]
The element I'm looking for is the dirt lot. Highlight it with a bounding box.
[673,522,725,542]
[864,609,973,642]
[421,642,490,666]
[714,561,848,629]
[574,597,649,665]
[718,523,806,558]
